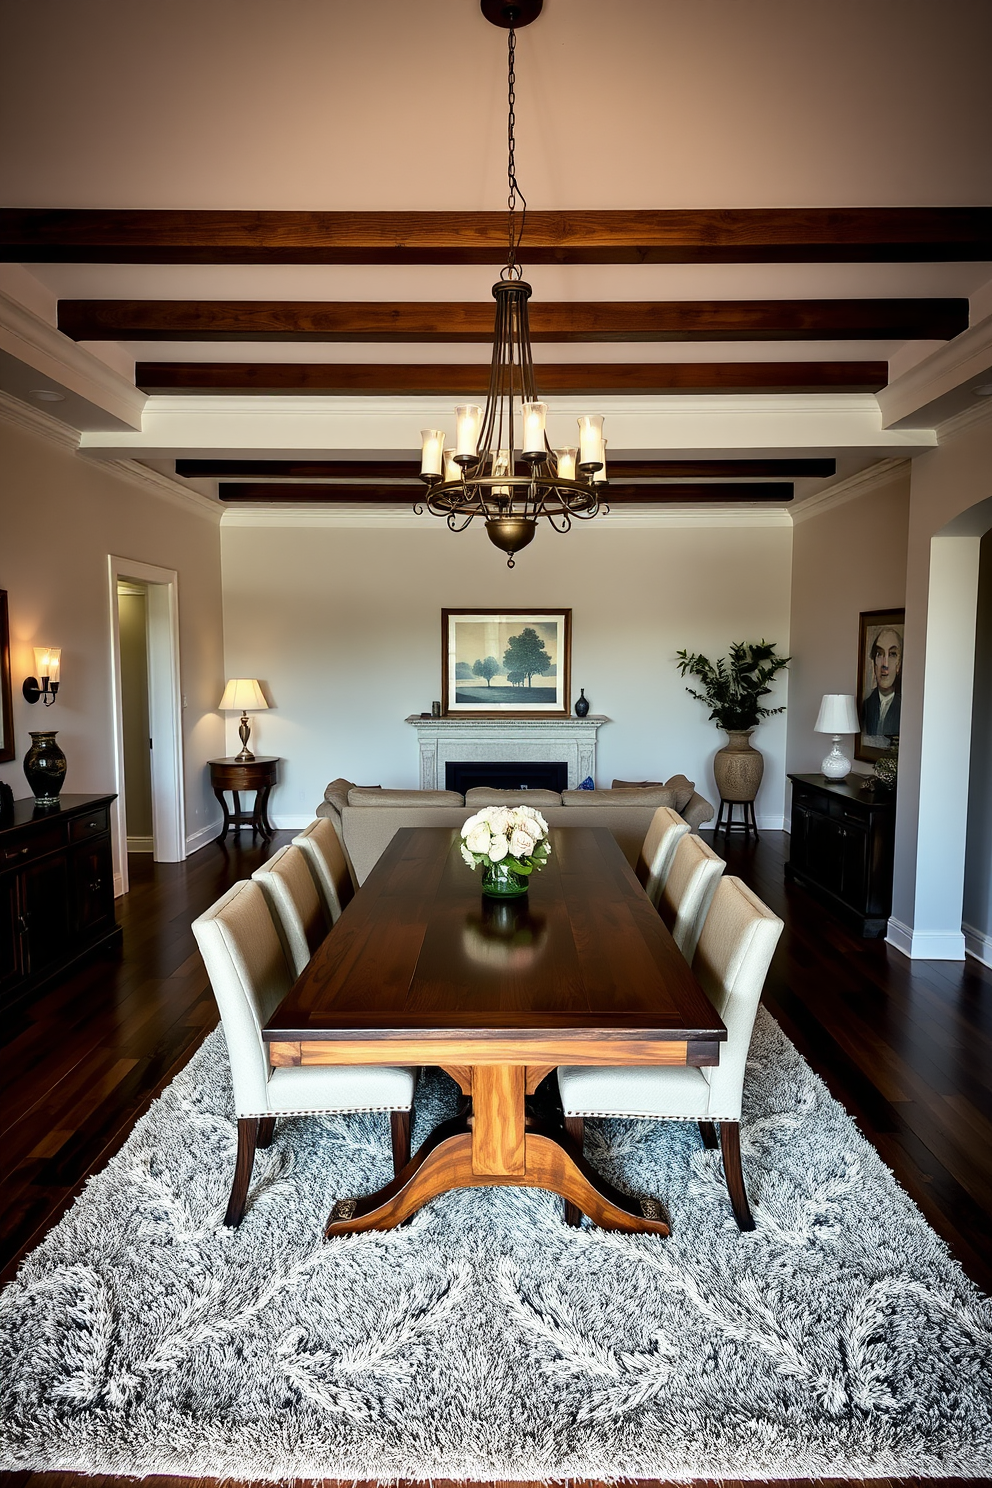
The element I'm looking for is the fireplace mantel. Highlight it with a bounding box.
[406,714,608,791]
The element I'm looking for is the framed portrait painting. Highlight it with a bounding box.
[441,609,571,717]
[856,607,905,762]
[0,591,14,764]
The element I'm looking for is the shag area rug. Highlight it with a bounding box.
[1,1008,990,1482]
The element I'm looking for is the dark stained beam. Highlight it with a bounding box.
[5,208,991,264]
[141,361,886,395]
[181,457,833,479]
[216,482,794,504]
[63,299,968,342]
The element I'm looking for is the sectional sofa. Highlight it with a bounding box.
[317,777,715,885]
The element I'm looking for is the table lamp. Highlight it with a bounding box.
[815,693,860,779]
[219,678,269,762]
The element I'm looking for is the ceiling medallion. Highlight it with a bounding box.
[418,2,607,567]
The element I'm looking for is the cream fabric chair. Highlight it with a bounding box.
[636,806,691,907]
[252,843,328,978]
[192,879,415,1227]
[659,833,726,962]
[558,876,783,1230]
[292,818,356,923]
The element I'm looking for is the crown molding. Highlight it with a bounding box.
[789,458,910,525]
[879,311,992,429]
[0,289,145,430]
[935,395,992,441]
[0,388,219,522]
[0,387,80,450]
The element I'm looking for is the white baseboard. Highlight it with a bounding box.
[113,870,125,899]
[963,921,992,969]
[270,814,314,830]
[700,814,786,833]
[126,836,154,853]
[886,916,966,961]
[186,819,223,854]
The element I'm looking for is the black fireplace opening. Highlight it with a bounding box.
[445,760,569,794]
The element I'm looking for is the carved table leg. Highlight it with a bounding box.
[256,783,275,838]
[213,787,231,843]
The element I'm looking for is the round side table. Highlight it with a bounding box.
[209,757,278,842]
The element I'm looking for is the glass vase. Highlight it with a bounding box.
[481,860,529,899]
[23,730,67,806]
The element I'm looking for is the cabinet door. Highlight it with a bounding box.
[840,823,869,912]
[71,837,115,938]
[0,869,22,994]
[806,808,845,895]
[791,802,811,872]
[20,854,70,976]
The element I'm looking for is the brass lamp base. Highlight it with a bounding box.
[234,710,255,762]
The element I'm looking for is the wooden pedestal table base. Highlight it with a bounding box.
[325,1063,669,1238]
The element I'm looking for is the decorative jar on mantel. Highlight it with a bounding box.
[712,728,764,802]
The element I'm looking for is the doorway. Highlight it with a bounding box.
[108,557,186,896]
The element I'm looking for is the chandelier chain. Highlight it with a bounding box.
[505,27,527,276]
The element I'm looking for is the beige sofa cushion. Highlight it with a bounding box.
[348,787,464,807]
[563,786,679,808]
[323,777,357,818]
[465,787,562,806]
[613,776,696,813]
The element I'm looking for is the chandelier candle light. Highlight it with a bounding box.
[419,2,607,567]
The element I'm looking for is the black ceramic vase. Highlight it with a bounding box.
[23,730,67,806]
[574,689,590,717]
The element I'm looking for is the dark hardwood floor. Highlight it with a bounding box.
[1,827,989,1488]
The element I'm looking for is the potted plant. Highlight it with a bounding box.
[675,640,790,803]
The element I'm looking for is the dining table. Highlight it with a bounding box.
[263,824,727,1238]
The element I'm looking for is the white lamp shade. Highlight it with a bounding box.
[815,693,859,733]
[219,678,269,711]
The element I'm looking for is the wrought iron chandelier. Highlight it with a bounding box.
[418,0,607,567]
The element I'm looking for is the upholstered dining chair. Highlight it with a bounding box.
[659,833,726,962]
[251,843,328,979]
[192,879,415,1227]
[636,806,691,907]
[292,818,356,924]
[558,876,783,1231]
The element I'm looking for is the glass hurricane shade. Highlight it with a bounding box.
[815,693,860,780]
[33,646,61,683]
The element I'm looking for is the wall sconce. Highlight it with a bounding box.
[23,647,61,706]
[219,677,270,761]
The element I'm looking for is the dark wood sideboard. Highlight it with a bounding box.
[0,793,120,1003]
[785,773,896,937]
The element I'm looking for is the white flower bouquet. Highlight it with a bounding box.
[459,803,551,886]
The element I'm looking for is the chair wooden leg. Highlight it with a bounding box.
[719,1121,755,1231]
[563,1116,584,1226]
[225,1117,258,1228]
[698,1119,719,1149]
[391,1110,411,1177]
[256,1115,276,1149]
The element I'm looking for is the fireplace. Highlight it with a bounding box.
[445,760,568,794]
[407,714,606,791]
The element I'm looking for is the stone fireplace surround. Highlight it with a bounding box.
[406,715,607,792]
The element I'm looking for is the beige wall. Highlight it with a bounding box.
[786,466,911,777]
[0,412,226,845]
[220,515,793,829]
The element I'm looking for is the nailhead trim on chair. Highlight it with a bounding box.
[240,1102,414,1118]
[560,1109,740,1121]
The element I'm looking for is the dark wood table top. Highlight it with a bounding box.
[264,826,726,1047]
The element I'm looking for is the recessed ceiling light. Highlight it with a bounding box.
[973,382,992,397]
[29,389,65,403]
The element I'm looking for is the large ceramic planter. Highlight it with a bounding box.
[712,728,764,802]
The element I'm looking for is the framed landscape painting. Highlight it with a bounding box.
[855,607,905,762]
[442,609,571,717]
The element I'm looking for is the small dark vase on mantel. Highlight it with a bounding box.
[574,689,590,717]
[23,730,67,807]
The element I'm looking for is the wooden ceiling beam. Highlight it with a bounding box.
[180,458,833,479]
[141,361,886,395]
[63,299,967,342]
[217,482,794,504]
[5,208,991,264]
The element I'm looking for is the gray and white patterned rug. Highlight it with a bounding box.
[2,1008,990,1481]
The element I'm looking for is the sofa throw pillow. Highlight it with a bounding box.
[464,787,562,806]
[563,787,678,808]
[347,787,464,807]
[613,776,695,813]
